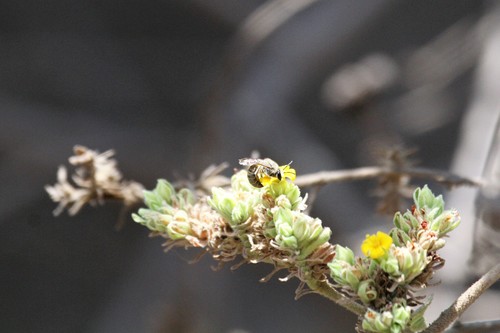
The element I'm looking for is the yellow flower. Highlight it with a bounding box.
[361,231,393,259]
[279,164,296,181]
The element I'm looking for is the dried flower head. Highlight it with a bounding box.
[45,146,144,216]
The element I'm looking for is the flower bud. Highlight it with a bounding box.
[430,209,460,236]
[132,209,168,233]
[271,208,332,259]
[176,188,195,209]
[275,194,292,210]
[155,179,175,203]
[209,187,236,222]
[307,219,324,240]
[392,303,411,327]
[380,255,400,276]
[267,181,302,210]
[431,238,446,251]
[379,311,394,329]
[277,221,293,237]
[231,201,255,225]
[357,279,378,304]
[167,220,191,240]
[279,234,298,249]
[298,227,331,259]
[413,185,444,215]
[219,197,237,222]
[362,309,392,333]
[328,260,361,290]
[143,190,164,211]
[292,215,309,241]
[385,243,429,283]
[403,211,420,229]
[173,210,189,222]
[417,230,438,251]
[273,207,292,225]
[393,212,411,233]
[159,204,175,216]
[362,302,411,333]
[390,229,411,247]
[335,245,355,265]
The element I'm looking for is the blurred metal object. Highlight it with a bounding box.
[470,115,500,275]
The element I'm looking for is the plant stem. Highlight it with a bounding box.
[422,263,500,333]
[306,279,366,316]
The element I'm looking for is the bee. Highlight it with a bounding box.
[239,158,296,188]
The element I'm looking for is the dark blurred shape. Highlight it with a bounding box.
[373,147,414,215]
[321,54,399,111]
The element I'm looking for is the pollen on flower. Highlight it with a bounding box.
[361,231,393,259]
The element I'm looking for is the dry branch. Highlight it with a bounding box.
[423,263,500,333]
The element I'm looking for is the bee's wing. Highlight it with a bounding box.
[240,158,281,171]
[239,158,262,166]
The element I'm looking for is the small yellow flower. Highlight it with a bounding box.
[361,231,393,259]
[279,164,296,181]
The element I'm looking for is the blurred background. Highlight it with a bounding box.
[2,0,500,332]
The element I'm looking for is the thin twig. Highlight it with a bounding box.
[305,279,366,316]
[294,166,481,188]
[445,319,500,333]
[212,165,479,192]
[422,263,500,333]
